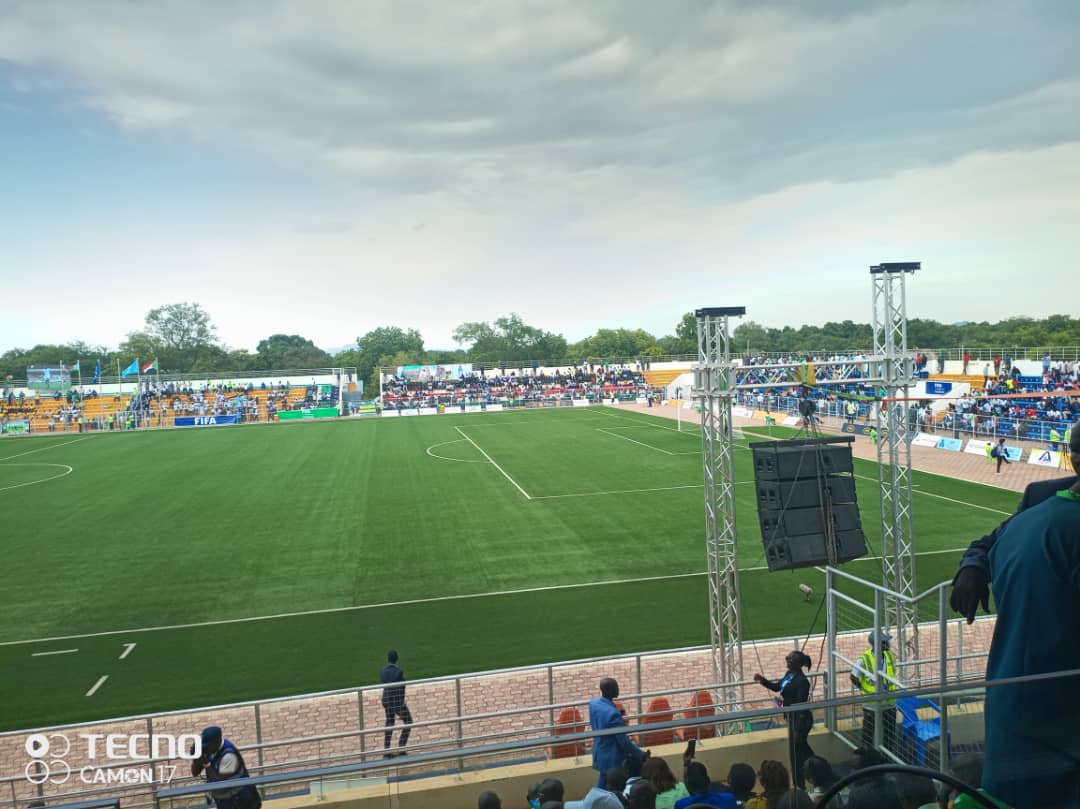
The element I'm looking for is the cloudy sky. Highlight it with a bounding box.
[1,1,1077,353]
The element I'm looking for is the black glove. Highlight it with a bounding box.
[950,566,990,624]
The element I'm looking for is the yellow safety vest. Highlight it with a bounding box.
[855,648,897,702]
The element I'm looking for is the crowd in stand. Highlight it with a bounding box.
[473,747,990,809]
[380,365,652,409]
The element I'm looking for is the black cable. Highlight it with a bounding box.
[813,763,1001,809]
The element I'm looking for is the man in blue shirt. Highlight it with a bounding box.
[982,477,1080,807]
[589,678,646,787]
[673,762,736,809]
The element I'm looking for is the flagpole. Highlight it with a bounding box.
[117,358,122,399]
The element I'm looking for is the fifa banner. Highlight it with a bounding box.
[396,363,473,381]
[27,366,71,391]
[1,420,31,434]
[925,381,953,396]
[911,432,939,448]
[1028,448,1063,468]
[175,415,240,427]
[277,407,339,421]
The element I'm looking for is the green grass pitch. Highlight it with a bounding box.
[0,408,1015,730]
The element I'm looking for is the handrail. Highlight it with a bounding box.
[150,668,1080,805]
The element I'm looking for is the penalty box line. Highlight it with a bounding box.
[2,547,975,648]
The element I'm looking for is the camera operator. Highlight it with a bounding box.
[190,726,262,809]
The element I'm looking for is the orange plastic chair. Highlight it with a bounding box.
[549,707,587,759]
[640,697,677,747]
[681,690,717,740]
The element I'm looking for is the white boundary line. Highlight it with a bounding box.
[0,463,74,493]
[0,436,92,461]
[1,545,976,648]
[453,426,532,499]
[425,439,485,463]
[85,675,108,697]
[596,427,677,455]
[533,483,700,500]
[119,643,136,660]
[31,648,78,657]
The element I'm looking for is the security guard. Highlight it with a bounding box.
[850,632,898,750]
[846,400,857,425]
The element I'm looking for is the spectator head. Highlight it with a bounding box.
[758,760,790,794]
[642,757,677,793]
[684,762,711,795]
[538,779,565,804]
[478,791,501,809]
[777,790,812,809]
[599,678,620,700]
[1069,421,1080,468]
[802,757,834,790]
[527,782,543,808]
[867,632,891,650]
[387,650,398,663]
[628,781,657,809]
[604,768,628,794]
[785,651,812,672]
[895,774,937,809]
[726,764,757,802]
[200,726,223,756]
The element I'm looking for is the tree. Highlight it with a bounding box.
[570,328,657,358]
[452,313,567,363]
[338,326,426,394]
[255,334,332,370]
[144,303,217,352]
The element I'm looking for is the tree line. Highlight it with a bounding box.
[2,303,1077,396]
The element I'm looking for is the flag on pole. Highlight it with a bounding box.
[141,359,158,374]
[121,359,139,378]
[92,361,101,384]
[66,361,80,373]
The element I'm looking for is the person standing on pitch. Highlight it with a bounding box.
[380,649,413,756]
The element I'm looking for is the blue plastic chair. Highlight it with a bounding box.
[896,696,950,765]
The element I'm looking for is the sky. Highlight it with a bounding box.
[1,1,1078,353]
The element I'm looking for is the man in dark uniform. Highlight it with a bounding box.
[949,423,1079,623]
[982,458,1080,806]
[380,649,412,755]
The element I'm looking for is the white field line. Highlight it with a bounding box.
[0,463,74,493]
[592,408,684,432]
[0,436,92,461]
[596,427,677,455]
[119,642,136,660]
[532,480,754,500]
[31,648,78,657]
[850,473,1010,517]
[453,426,532,499]
[425,439,485,463]
[85,675,108,697]
[2,546,976,648]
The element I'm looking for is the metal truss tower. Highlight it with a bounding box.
[870,262,921,659]
[692,306,746,714]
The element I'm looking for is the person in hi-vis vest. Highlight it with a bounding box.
[850,632,898,751]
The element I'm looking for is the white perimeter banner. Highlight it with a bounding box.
[964,439,992,456]
[732,406,754,418]
[381,410,399,417]
[466,405,484,413]
[782,415,801,426]
[1028,448,1063,467]
[572,399,591,407]
[912,433,939,448]
[418,407,438,416]
[399,409,419,417]
[486,403,504,412]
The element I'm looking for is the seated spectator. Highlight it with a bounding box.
[674,762,736,809]
[528,782,543,809]
[478,791,501,809]
[538,779,565,807]
[744,761,788,809]
[566,769,627,809]
[723,764,757,807]
[628,781,657,809]
[642,757,689,809]
[801,757,839,805]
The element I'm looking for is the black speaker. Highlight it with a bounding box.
[750,437,868,571]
